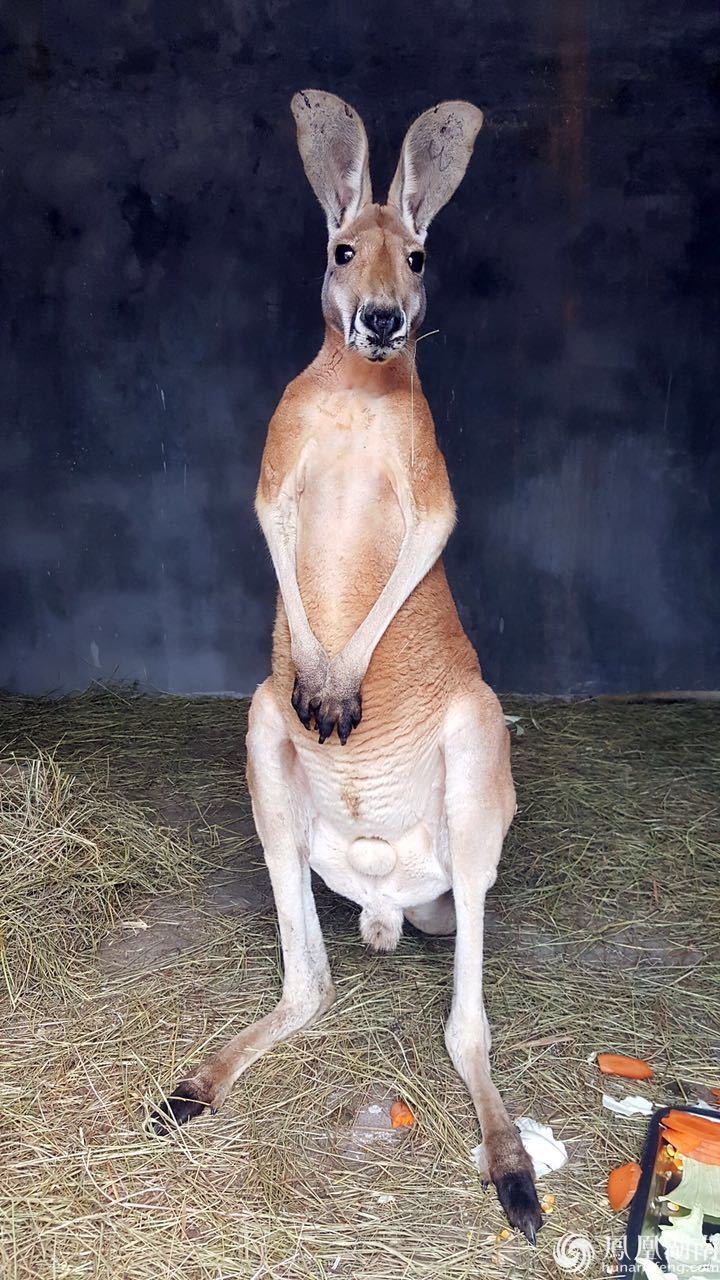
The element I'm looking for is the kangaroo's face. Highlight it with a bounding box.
[324,204,426,362]
[292,91,484,363]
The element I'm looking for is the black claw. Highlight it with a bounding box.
[150,1081,208,1136]
[317,713,335,744]
[337,714,352,745]
[494,1170,543,1244]
[327,694,363,746]
[291,678,312,729]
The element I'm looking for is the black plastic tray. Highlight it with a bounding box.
[618,1104,720,1278]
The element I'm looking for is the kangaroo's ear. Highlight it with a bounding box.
[291,90,372,233]
[388,101,484,242]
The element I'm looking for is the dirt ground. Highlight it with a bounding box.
[0,691,718,1279]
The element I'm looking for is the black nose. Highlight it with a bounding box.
[362,306,404,345]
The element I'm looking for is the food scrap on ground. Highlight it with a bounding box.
[597,1053,654,1080]
[607,1161,642,1211]
[389,1100,415,1129]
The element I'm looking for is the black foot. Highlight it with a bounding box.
[150,1081,208,1135]
[495,1170,544,1244]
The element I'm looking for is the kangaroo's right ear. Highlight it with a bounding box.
[291,90,372,233]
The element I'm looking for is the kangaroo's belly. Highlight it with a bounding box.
[295,700,443,834]
[298,718,450,911]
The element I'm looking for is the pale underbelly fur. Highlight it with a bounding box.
[308,820,451,915]
[294,726,451,920]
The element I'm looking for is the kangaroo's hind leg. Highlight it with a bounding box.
[442,688,543,1242]
[152,678,334,1132]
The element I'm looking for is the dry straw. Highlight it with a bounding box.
[0,689,718,1278]
[0,751,218,1004]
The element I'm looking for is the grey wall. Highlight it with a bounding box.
[1,1,718,696]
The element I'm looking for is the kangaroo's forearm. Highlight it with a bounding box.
[339,505,455,678]
[257,490,324,672]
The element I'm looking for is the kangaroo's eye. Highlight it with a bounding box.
[334,244,355,265]
[408,251,425,274]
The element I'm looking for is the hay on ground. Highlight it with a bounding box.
[0,752,223,1004]
[0,690,717,1279]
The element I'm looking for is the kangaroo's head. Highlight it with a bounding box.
[291,90,484,363]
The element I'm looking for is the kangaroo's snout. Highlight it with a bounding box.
[352,299,408,362]
[362,305,404,345]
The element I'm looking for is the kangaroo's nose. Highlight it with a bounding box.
[362,305,404,345]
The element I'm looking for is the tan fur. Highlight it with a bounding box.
[260,323,469,676]
[156,92,543,1242]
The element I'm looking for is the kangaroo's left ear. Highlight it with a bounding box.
[388,101,484,242]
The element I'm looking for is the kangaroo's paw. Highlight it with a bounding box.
[315,688,362,745]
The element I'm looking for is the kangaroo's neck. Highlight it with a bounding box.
[311,326,419,396]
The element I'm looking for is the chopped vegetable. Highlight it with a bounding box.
[607,1161,642,1211]
[389,1100,415,1129]
[658,1204,719,1275]
[597,1053,653,1081]
[659,1151,720,1213]
[660,1110,720,1165]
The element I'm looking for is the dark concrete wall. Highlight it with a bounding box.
[2,1,718,696]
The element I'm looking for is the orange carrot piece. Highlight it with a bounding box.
[608,1162,642,1211]
[664,1110,720,1133]
[597,1053,653,1080]
[661,1110,720,1165]
[710,1087,720,1105]
[390,1100,415,1129]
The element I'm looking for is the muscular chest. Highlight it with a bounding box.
[295,392,405,651]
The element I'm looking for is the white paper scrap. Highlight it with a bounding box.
[602,1092,653,1117]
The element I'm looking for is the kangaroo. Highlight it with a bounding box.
[153,90,543,1242]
